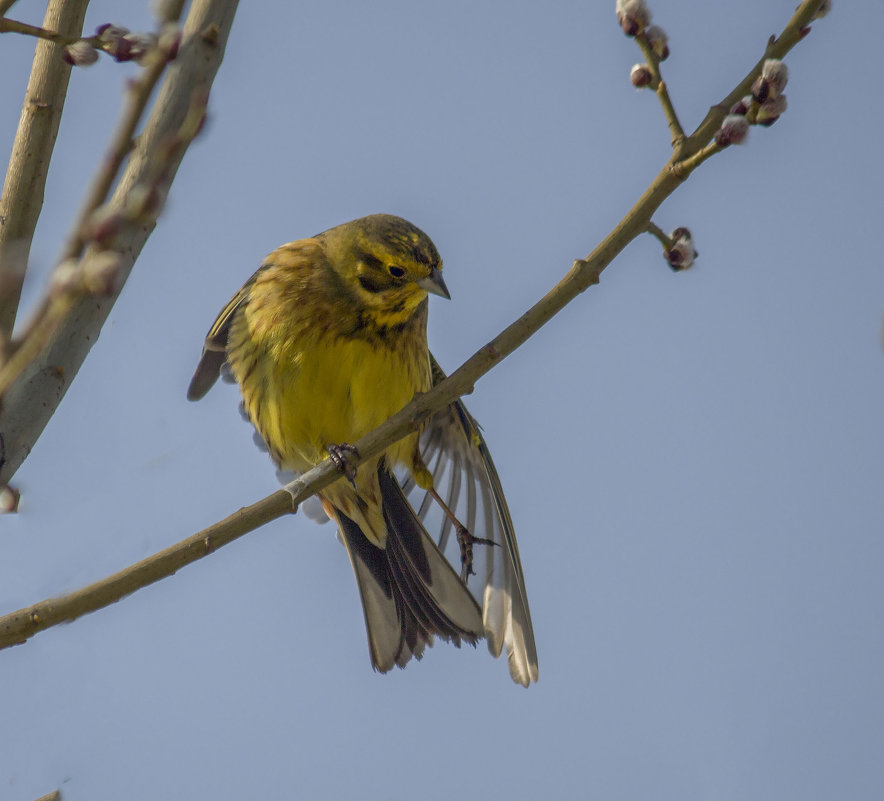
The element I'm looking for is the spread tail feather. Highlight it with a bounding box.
[335,466,484,672]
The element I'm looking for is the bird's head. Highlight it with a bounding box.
[322,214,449,326]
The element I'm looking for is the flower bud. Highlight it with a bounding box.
[665,228,696,271]
[96,23,130,42]
[645,25,669,60]
[715,114,750,146]
[761,59,788,96]
[84,205,125,246]
[616,0,651,36]
[126,184,165,220]
[751,75,769,104]
[82,251,122,295]
[63,40,100,66]
[105,34,133,62]
[755,93,787,126]
[48,259,82,298]
[630,63,653,88]
[123,32,159,65]
[753,59,788,105]
[730,96,752,116]
[0,485,20,514]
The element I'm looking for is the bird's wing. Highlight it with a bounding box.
[186,270,260,401]
[400,356,539,686]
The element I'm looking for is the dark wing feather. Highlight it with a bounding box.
[187,270,259,401]
[336,466,483,673]
[401,356,539,686]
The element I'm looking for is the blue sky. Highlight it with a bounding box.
[2,1,882,799]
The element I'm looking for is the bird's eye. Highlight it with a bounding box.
[388,265,406,278]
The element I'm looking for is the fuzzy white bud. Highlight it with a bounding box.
[665,228,696,271]
[82,251,122,295]
[630,63,653,88]
[616,0,651,36]
[63,40,99,66]
[715,114,750,146]
[645,25,669,60]
[761,59,789,96]
[756,93,787,126]
[0,485,19,514]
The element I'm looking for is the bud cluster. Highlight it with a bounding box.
[48,252,122,299]
[714,58,790,146]
[97,24,158,64]
[618,3,670,88]
[62,22,180,68]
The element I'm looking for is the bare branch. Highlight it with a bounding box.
[0,488,297,649]
[0,16,81,44]
[0,0,88,340]
[633,30,684,147]
[0,0,239,486]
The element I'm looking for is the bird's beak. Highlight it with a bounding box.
[417,266,450,299]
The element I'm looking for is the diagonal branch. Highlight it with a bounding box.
[0,0,828,651]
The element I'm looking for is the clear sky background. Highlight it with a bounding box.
[1,1,882,799]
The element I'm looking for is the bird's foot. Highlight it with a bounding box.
[456,524,497,583]
[327,443,360,488]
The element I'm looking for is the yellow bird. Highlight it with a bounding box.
[188,214,538,686]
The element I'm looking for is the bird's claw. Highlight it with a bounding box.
[456,524,497,583]
[327,443,360,488]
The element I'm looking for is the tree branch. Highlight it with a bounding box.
[0,0,88,341]
[0,26,184,401]
[0,0,828,651]
[0,0,240,486]
[0,16,80,45]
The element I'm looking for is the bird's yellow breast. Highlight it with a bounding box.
[237,325,430,473]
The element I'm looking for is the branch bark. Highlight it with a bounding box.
[0,0,89,340]
[0,0,240,486]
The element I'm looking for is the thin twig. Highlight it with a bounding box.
[634,33,684,148]
[645,221,673,250]
[0,16,78,44]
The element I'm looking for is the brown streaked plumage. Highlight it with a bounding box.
[188,214,538,684]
